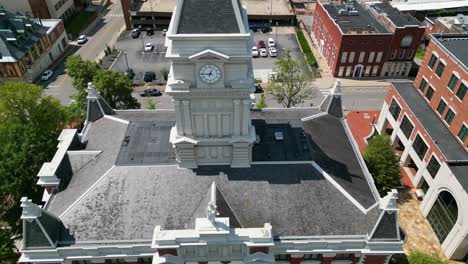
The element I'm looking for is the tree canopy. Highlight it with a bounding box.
[0,82,68,261]
[363,134,402,196]
[268,50,313,108]
[65,55,140,119]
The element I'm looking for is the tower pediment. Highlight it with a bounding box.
[189,49,230,61]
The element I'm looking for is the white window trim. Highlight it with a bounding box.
[456,122,468,144]
[454,80,467,102]
[407,49,414,59]
[399,113,416,140]
[447,72,460,93]
[443,107,456,126]
[368,51,375,63]
[399,50,405,59]
[376,51,383,63]
[436,97,448,117]
[341,52,348,63]
[419,76,429,93]
[411,132,430,162]
[425,154,442,179]
[424,85,435,103]
[389,96,403,122]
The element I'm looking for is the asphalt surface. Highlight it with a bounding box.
[42,0,124,105]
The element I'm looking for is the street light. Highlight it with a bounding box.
[141,33,145,51]
[124,51,130,71]
[275,21,278,45]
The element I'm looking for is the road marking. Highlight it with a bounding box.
[108,14,123,17]
[319,89,330,96]
[48,85,59,88]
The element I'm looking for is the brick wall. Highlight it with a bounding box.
[413,38,468,147]
[362,255,389,263]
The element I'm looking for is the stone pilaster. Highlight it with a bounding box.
[241,100,250,136]
[233,100,241,136]
[182,101,192,136]
[174,100,184,135]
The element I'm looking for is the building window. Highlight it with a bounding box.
[364,66,371,76]
[341,52,348,63]
[444,109,455,125]
[73,261,91,264]
[108,260,125,264]
[184,247,196,257]
[232,245,243,256]
[456,82,467,101]
[458,125,467,142]
[400,116,414,139]
[428,54,437,68]
[436,99,447,115]
[420,177,429,194]
[208,246,219,257]
[400,35,413,47]
[435,62,445,77]
[419,78,428,93]
[391,50,397,59]
[407,49,414,59]
[389,99,401,120]
[335,253,353,260]
[376,51,383,63]
[358,51,365,63]
[338,66,344,77]
[413,135,428,160]
[427,156,441,178]
[368,51,375,63]
[399,50,405,59]
[345,66,352,77]
[275,254,289,261]
[141,258,153,264]
[372,65,379,76]
[425,86,434,101]
[447,74,459,91]
[348,51,355,63]
[303,254,321,260]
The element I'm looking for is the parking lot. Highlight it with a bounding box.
[112,31,170,82]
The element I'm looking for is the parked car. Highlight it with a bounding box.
[143,71,156,82]
[254,83,263,93]
[131,28,140,38]
[146,27,154,36]
[259,48,267,57]
[268,47,277,57]
[252,46,259,57]
[41,70,53,81]
[144,43,154,52]
[140,88,162,97]
[77,35,88,44]
[258,40,266,49]
[268,37,275,47]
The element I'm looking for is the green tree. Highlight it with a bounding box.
[0,227,17,262]
[65,55,100,90]
[363,134,402,196]
[407,251,449,264]
[93,69,140,109]
[255,94,267,109]
[268,50,313,108]
[0,82,68,261]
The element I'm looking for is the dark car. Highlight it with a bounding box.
[140,89,162,97]
[146,27,154,36]
[143,71,156,82]
[254,83,263,93]
[258,40,266,49]
[131,28,140,38]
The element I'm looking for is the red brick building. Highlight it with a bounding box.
[311,1,424,78]
[376,34,468,261]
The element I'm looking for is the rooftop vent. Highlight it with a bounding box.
[349,10,359,16]
[274,132,284,141]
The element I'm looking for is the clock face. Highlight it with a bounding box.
[199,64,221,84]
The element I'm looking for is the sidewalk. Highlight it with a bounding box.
[345,110,380,152]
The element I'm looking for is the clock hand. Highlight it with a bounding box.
[208,68,213,76]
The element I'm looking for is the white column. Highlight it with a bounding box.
[174,100,184,135]
[217,113,222,137]
[233,100,241,136]
[182,101,192,136]
[203,113,209,137]
[242,100,250,136]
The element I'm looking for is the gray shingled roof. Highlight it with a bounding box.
[177,0,241,34]
[371,3,421,27]
[44,108,383,243]
[393,82,468,190]
[0,9,48,62]
[433,34,468,69]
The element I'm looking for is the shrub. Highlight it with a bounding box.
[296,31,317,67]
[407,251,449,264]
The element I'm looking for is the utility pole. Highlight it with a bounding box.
[149,0,156,31]
[141,33,145,51]
[124,51,130,71]
[275,21,278,45]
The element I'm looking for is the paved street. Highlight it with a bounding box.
[42,0,124,105]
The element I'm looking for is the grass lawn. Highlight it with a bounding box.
[296,30,318,68]
[415,48,425,60]
[65,12,95,37]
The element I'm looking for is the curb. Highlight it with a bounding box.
[108,50,122,70]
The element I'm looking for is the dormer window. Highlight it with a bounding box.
[400,35,413,48]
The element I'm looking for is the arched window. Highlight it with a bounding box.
[427,191,458,243]
[400,35,413,48]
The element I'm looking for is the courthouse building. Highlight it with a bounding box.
[376,34,468,261]
[19,0,403,263]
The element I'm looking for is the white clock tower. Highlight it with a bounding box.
[165,0,255,168]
